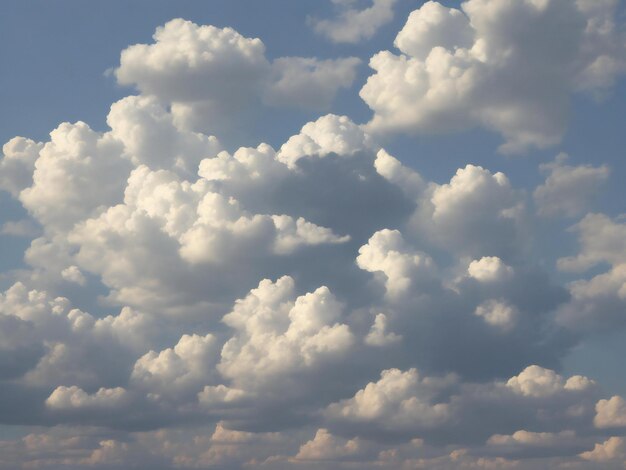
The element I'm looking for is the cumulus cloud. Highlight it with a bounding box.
[294,428,363,461]
[534,154,610,217]
[1,4,625,468]
[557,214,626,331]
[408,164,527,259]
[46,386,129,410]
[594,395,626,428]
[356,229,434,300]
[219,276,353,388]
[115,19,360,139]
[580,436,626,462]
[468,256,514,283]
[360,0,626,153]
[311,0,398,44]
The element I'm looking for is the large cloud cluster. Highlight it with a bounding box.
[0,2,625,469]
[360,0,626,153]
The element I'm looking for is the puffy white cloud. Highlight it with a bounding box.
[580,436,626,462]
[219,276,354,387]
[487,429,577,448]
[468,256,514,283]
[558,214,626,273]
[311,0,398,44]
[594,396,626,428]
[506,365,593,397]
[360,0,626,153]
[18,122,131,232]
[277,114,373,169]
[365,313,402,347]
[408,164,526,259]
[356,229,434,300]
[557,214,626,330]
[295,428,363,461]
[131,333,219,398]
[534,154,609,217]
[45,386,129,410]
[325,368,450,430]
[67,164,347,308]
[474,299,518,331]
[60,266,86,286]
[0,137,42,197]
[107,95,222,174]
[1,5,625,466]
[115,19,360,139]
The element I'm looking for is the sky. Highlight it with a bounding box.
[1,0,626,468]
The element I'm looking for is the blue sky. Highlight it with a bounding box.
[1,0,626,468]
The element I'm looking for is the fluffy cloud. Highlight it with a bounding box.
[115,19,360,139]
[19,122,130,232]
[408,164,527,259]
[46,386,129,410]
[325,368,451,433]
[0,137,42,197]
[356,229,434,300]
[311,0,398,44]
[468,256,514,283]
[219,276,354,388]
[580,436,626,463]
[594,396,626,428]
[534,154,610,217]
[1,4,625,468]
[294,428,364,461]
[360,0,626,153]
[557,214,626,330]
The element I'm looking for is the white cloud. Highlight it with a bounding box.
[0,137,42,197]
[115,19,360,139]
[506,365,592,397]
[580,436,626,462]
[311,0,398,44]
[468,256,514,283]
[557,214,626,330]
[365,313,402,347]
[474,299,518,331]
[534,154,609,217]
[131,333,219,399]
[219,276,354,387]
[356,229,434,300]
[46,386,129,410]
[295,428,363,461]
[277,114,373,169]
[594,396,626,428]
[360,0,626,153]
[325,368,450,430]
[408,164,526,259]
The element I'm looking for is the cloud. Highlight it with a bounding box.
[46,386,129,410]
[580,436,626,462]
[557,214,626,331]
[0,6,625,466]
[534,154,610,217]
[360,0,626,153]
[294,428,364,461]
[115,19,360,140]
[311,0,399,44]
[594,396,626,428]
